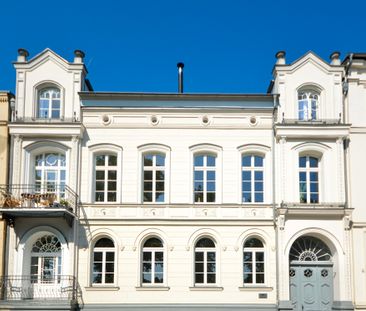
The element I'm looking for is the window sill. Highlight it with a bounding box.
[239,286,273,291]
[135,286,170,291]
[189,286,223,291]
[85,286,120,291]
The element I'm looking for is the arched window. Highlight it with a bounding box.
[194,154,216,203]
[38,88,61,119]
[298,91,319,121]
[31,235,62,284]
[142,237,164,285]
[143,153,165,203]
[94,154,117,202]
[194,237,216,285]
[242,155,264,203]
[243,238,265,285]
[92,237,115,285]
[289,236,332,262]
[35,152,66,198]
[299,156,319,203]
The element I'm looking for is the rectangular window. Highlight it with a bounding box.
[242,155,264,203]
[299,156,319,203]
[95,154,117,202]
[143,154,165,203]
[194,154,216,203]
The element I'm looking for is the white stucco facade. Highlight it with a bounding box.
[0,49,365,311]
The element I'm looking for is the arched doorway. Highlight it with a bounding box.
[289,236,333,311]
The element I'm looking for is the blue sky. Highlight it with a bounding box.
[1,0,365,94]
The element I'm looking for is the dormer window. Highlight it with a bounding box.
[298,91,318,121]
[38,88,61,119]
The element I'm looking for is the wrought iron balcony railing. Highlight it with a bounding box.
[0,275,81,303]
[0,184,79,217]
[280,118,342,125]
[12,116,80,123]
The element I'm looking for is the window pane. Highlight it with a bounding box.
[196,238,215,248]
[95,192,104,202]
[254,171,263,181]
[255,193,264,202]
[156,181,164,191]
[299,156,306,167]
[93,252,102,261]
[144,238,163,247]
[243,182,251,191]
[155,192,165,202]
[207,156,216,167]
[155,263,163,273]
[309,157,318,168]
[254,182,263,191]
[310,193,319,203]
[242,156,251,167]
[143,263,152,273]
[256,252,264,261]
[256,263,264,273]
[156,171,165,181]
[108,181,116,191]
[52,99,60,109]
[144,182,153,191]
[95,238,114,247]
[144,192,152,202]
[194,171,203,180]
[207,182,215,191]
[195,263,204,273]
[242,171,251,181]
[144,171,153,180]
[108,171,117,180]
[95,181,104,191]
[143,252,152,261]
[93,263,102,273]
[195,273,204,284]
[107,192,116,202]
[155,273,164,283]
[105,274,114,283]
[310,182,318,192]
[155,252,164,261]
[195,252,203,261]
[156,155,165,166]
[106,252,115,261]
[207,274,216,283]
[310,172,318,181]
[194,192,203,203]
[96,155,105,166]
[207,252,216,261]
[92,273,102,283]
[207,263,216,273]
[144,155,153,166]
[207,171,215,180]
[244,238,263,247]
[244,263,252,273]
[299,172,306,181]
[254,156,263,167]
[143,273,151,283]
[51,110,60,118]
[243,192,251,202]
[256,274,265,284]
[243,251,253,260]
[106,263,114,273]
[206,192,215,202]
[194,155,204,167]
[108,155,117,166]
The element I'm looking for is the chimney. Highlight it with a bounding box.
[275,51,286,65]
[17,48,29,62]
[74,50,85,64]
[330,51,341,65]
[177,62,184,93]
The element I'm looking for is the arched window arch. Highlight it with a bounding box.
[243,237,265,285]
[92,237,116,285]
[38,87,61,119]
[299,155,320,203]
[289,236,332,262]
[141,237,164,285]
[194,237,216,285]
[298,90,319,121]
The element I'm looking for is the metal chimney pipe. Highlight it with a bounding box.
[177,62,184,93]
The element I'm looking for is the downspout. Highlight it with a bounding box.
[272,94,279,307]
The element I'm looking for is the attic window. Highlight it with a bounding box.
[298,91,319,121]
[38,88,61,119]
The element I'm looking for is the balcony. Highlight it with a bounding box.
[0,275,82,309]
[0,184,79,227]
[280,118,342,125]
[12,116,79,124]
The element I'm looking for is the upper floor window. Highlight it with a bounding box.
[142,237,164,285]
[194,237,216,285]
[143,154,165,203]
[35,152,66,198]
[242,155,264,203]
[243,238,265,285]
[298,91,319,121]
[299,156,319,203]
[95,154,117,202]
[38,88,61,119]
[194,154,216,203]
[92,237,115,285]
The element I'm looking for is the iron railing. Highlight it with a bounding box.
[279,202,345,209]
[0,275,80,302]
[280,118,342,125]
[0,184,79,217]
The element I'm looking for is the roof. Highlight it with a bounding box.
[79,92,276,109]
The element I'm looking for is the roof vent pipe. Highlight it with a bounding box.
[177,62,184,93]
[17,48,29,62]
[330,51,341,65]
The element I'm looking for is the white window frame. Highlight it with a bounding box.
[189,144,222,204]
[88,144,123,204]
[193,154,217,203]
[243,238,265,286]
[241,154,264,203]
[94,154,118,203]
[141,237,165,286]
[138,144,171,204]
[299,155,320,204]
[142,153,166,203]
[297,90,319,121]
[194,237,217,286]
[91,237,116,286]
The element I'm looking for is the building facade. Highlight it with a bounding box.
[0,48,364,310]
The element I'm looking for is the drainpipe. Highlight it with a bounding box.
[272,94,279,307]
